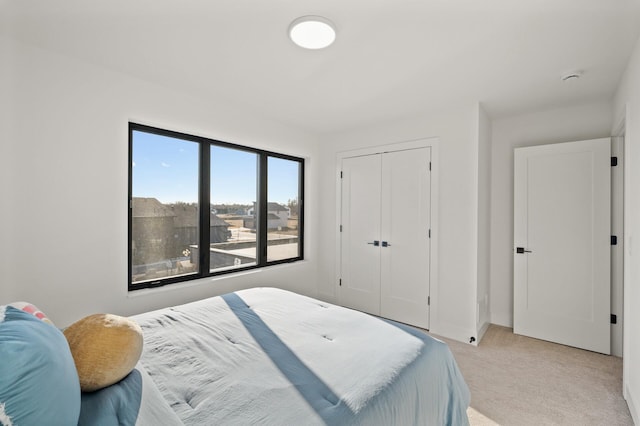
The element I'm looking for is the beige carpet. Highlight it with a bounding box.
[433,325,632,426]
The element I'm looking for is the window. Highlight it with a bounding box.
[267,156,302,261]
[210,145,258,272]
[129,123,304,290]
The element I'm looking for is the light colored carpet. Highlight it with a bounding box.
[433,325,632,426]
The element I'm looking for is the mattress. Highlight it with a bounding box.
[85,287,469,425]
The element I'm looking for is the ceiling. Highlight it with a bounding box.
[2,0,640,134]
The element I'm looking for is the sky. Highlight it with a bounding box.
[132,130,299,205]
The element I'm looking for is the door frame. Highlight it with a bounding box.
[335,137,439,329]
[612,111,629,398]
[611,134,624,358]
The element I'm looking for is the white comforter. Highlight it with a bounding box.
[130,287,469,425]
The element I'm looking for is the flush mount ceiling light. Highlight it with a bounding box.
[289,16,336,49]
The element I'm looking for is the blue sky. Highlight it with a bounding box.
[132,131,299,205]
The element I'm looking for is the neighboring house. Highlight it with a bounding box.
[267,213,287,230]
[247,202,289,230]
[211,213,233,242]
[170,203,232,245]
[131,197,176,267]
[132,198,232,268]
[267,203,289,229]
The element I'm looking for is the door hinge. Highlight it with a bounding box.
[427,296,430,306]
[340,171,343,178]
[611,235,618,245]
[611,157,618,167]
[611,314,617,324]
[429,162,432,171]
[339,278,342,287]
[340,225,343,232]
[428,229,431,238]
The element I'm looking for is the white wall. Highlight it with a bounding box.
[0,37,14,303]
[476,104,492,339]
[1,36,320,327]
[317,105,480,344]
[489,101,613,329]
[613,31,640,425]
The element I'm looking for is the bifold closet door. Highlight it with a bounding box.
[380,148,431,328]
[339,148,431,328]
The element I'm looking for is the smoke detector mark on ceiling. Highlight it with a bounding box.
[561,70,583,82]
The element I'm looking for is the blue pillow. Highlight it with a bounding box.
[79,369,143,426]
[0,306,81,425]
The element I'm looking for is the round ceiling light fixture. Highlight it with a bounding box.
[289,16,336,49]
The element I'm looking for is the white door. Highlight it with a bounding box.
[514,138,610,354]
[340,148,431,328]
[380,148,431,328]
[339,154,382,316]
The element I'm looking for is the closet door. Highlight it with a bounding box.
[339,154,382,316]
[339,147,431,328]
[380,148,431,328]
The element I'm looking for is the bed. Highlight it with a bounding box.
[83,287,470,425]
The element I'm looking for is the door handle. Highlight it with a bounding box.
[516,247,532,254]
[381,241,391,247]
[367,240,380,246]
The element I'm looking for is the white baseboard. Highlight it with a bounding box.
[489,312,513,328]
[430,322,478,346]
[625,383,639,425]
[477,321,490,344]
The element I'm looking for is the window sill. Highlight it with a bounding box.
[127,259,309,299]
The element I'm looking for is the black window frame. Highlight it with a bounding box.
[128,122,304,291]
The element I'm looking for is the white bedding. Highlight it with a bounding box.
[128,287,469,425]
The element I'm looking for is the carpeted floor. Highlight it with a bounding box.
[433,325,632,426]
